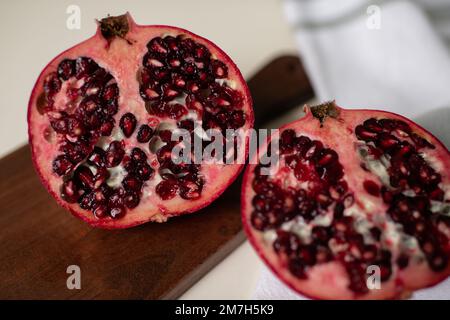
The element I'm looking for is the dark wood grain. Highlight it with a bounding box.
[0,55,314,299]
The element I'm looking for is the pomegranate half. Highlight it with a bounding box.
[28,13,253,228]
[242,102,449,299]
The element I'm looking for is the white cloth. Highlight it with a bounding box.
[254,0,450,299]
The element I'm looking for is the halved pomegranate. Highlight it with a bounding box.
[242,102,449,299]
[28,13,253,228]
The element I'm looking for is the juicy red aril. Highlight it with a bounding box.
[122,175,143,191]
[124,192,140,209]
[87,147,105,167]
[52,155,74,176]
[60,180,79,203]
[179,178,203,200]
[94,205,108,218]
[100,118,115,136]
[137,124,154,143]
[136,163,154,181]
[43,73,61,98]
[109,206,126,219]
[79,192,94,210]
[119,113,137,138]
[363,180,380,197]
[74,166,95,190]
[156,179,179,200]
[75,57,98,79]
[57,59,75,80]
[105,141,125,167]
[211,60,228,78]
[102,83,119,102]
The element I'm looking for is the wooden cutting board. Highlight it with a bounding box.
[0,55,313,299]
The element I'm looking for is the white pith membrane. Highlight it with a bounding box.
[244,105,450,299]
[29,16,253,228]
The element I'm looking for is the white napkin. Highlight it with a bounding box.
[254,0,450,299]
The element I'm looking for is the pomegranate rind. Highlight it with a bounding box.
[242,104,450,299]
[28,13,253,229]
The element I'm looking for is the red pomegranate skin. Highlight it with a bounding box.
[242,102,450,299]
[28,14,253,229]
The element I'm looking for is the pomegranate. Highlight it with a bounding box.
[28,13,253,228]
[242,101,450,299]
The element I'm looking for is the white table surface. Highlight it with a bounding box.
[0,0,297,299]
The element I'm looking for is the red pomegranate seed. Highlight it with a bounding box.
[156,179,179,200]
[100,117,115,136]
[122,175,143,192]
[363,180,380,197]
[57,59,75,80]
[119,113,137,138]
[136,124,154,143]
[124,192,140,209]
[211,60,228,79]
[52,155,74,176]
[93,205,108,218]
[102,83,119,101]
[60,180,79,203]
[105,141,125,167]
[109,206,126,219]
[74,166,95,190]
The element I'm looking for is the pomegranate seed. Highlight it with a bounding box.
[119,113,137,137]
[109,189,125,208]
[355,125,377,141]
[155,179,179,200]
[78,192,94,210]
[164,35,180,51]
[211,60,228,78]
[136,124,154,143]
[362,118,383,132]
[167,103,188,119]
[75,57,98,79]
[130,148,147,163]
[171,73,186,88]
[104,99,119,116]
[363,180,380,197]
[316,149,338,166]
[428,253,448,271]
[57,59,75,80]
[147,37,168,54]
[60,180,79,203]
[179,179,202,200]
[52,155,74,176]
[109,206,126,219]
[250,211,270,231]
[311,227,330,244]
[178,119,195,131]
[124,192,140,209]
[144,52,165,68]
[396,255,409,269]
[105,141,125,167]
[93,205,108,218]
[100,117,115,136]
[102,83,119,101]
[122,175,143,192]
[87,147,105,167]
[288,258,307,279]
[74,166,95,190]
[43,72,61,97]
[411,133,435,149]
[66,117,85,137]
[136,163,154,181]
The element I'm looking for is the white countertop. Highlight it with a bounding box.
[0,0,297,299]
